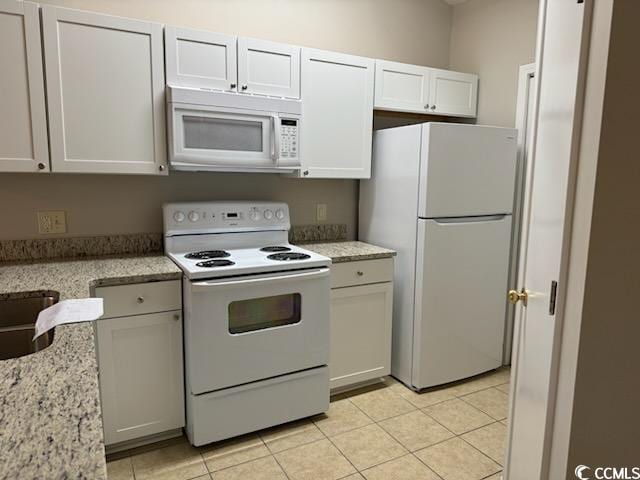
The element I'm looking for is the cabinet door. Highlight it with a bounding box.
[96,311,185,445]
[300,48,374,178]
[42,6,167,174]
[0,0,49,172]
[165,26,237,91]
[237,37,300,98]
[374,60,430,114]
[429,68,478,118]
[330,282,393,390]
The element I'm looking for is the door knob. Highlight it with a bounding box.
[508,289,528,306]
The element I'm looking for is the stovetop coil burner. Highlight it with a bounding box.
[196,259,235,268]
[260,246,292,253]
[267,252,312,261]
[186,250,231,260]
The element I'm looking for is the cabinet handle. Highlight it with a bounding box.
[173,313,181,321]
[230,83,237,89]
[431,105,436,110]
[241,85,248,91]
[37,162,46,170]
[303,170,309,176]
[137,296,145,304]
[356,271,364,277]
[159,165,166,172]
[424,104,429,110]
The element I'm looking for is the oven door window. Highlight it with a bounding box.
[183,116,263,152]
[228,294,301,334]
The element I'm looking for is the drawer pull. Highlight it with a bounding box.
[137,296,145,304]
[173,313,181,321]
[356,271,364,276]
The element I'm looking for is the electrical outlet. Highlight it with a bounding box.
[37,211,67,234]
[316,204,327,222]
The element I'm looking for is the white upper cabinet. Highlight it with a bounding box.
[238,38,301,98]
[429,68,478,118]
[42,6,167,174]
[374,60,430,113]
[165,26,237,91]
[0,0,49,173]
[298,48,374,179]
[374,60,478,118]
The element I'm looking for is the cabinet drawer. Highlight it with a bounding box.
[331,258,393,289]
[95,280,181,319]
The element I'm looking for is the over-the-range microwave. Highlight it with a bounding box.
[167,85,301,173]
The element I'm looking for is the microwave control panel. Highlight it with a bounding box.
[280,119,298,159]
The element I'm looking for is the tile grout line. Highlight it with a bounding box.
[315,415,362,477]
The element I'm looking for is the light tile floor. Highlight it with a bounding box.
[107,367,510,480]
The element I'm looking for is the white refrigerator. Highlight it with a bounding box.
[359,123,517,389]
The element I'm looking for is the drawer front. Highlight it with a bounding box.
[331,258,393,289]
[95,280,181,319]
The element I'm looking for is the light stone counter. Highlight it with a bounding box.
[299,241,396,263]
[0,255,181,480]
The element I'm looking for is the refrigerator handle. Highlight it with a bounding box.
[431,214,508,225]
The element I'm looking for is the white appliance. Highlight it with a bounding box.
[167,86,301,172]
[163,201,331,446]
[359,123,517,390]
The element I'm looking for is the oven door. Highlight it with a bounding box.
[169,103,281,170]
[184,267,330,394]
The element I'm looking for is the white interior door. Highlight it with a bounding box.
[505,1,592,478]
[165,26,237,91]
[0,0,49,172]
[413,216,511,388]
[237,37,300,98]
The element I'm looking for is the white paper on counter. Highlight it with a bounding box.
[33,298,104,340]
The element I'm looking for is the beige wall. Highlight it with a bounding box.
[2,0,454,241]
[0,173,358,240]
[449,0,539,127]
[565,0,640,468]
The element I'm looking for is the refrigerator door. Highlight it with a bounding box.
[419,123,517,218]
[413,216,511,389]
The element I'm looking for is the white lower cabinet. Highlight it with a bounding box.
[329,259,393,390]
[94,281,184,446]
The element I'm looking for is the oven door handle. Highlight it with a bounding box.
[191,267,330,291]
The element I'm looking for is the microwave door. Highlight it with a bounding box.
[171,105,277,169]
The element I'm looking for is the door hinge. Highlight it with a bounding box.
[548,280,558,315]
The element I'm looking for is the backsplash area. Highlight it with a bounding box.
[0,225,348,263]
[0,172,357,241]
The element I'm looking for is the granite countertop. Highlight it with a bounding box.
[0,255,181,480]
[300,241,396,263]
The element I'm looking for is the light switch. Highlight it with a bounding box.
[316,204,327,222]
[37,211,67,234]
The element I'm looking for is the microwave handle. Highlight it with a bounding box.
[270,115,280,161]
[192,267,329,292]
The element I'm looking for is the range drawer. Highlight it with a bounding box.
[94,280,181,319]
[331,258,393,289]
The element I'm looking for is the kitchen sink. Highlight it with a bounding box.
[0,292,59,360]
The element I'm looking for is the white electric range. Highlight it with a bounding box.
[163,201,331,446]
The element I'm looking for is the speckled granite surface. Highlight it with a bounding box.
[300,241,396,263]
[0,233,163,263]
[0,255,181,480]
[289,224,348,243]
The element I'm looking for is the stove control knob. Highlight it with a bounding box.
[250,209,261,221]
[173,211,185,223]
[263,209,274,220]
[275,209,285,220]
[188,211,200,222]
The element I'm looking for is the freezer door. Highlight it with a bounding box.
[412,216,511,388]
[419,123,517,218]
